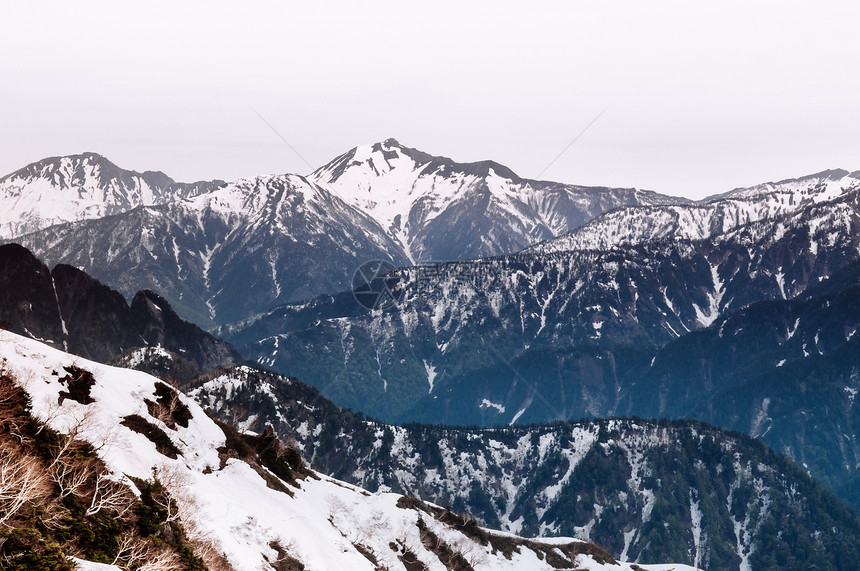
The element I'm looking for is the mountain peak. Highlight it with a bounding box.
[308,140,682,262]
[776,167,850,184]
[0,153,224,239]
[701,167,860,204]
[1,151,118,182]
[317,138,521,183]
[362,139,521,179]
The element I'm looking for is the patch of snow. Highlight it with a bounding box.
[693,263,725,327]
[50,274,68,351]
[774,270,786,299]
[787,318,801,340]
[690,491,703,569]
[423,359,437,393]
[480,399,506,414]
[72,558,121,570]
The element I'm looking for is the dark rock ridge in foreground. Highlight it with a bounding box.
[0,243,240,375]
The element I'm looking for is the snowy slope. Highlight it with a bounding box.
[0,152,222,239]
[0,330,692,571]
[311,138,689,262]
[707,168,859,202]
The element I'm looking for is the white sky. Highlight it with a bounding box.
[2,1,859,199]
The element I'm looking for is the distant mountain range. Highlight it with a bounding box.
[2,140,860,569]
[0,151,223,239]
[230,178,860,419]
[310,138,689,262]
[529,168,860,254]
[4,142,687,326]
[224,168,860,514]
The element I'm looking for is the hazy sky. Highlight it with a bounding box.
[2,1,859,199]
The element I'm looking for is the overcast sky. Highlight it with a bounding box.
[2,1,859,199]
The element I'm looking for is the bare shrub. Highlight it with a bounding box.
[0,439,52,526]
[85,471,136,518]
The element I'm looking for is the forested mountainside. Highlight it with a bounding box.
[153,363,859,571]
[224,182,860,514]
[231,185,860,421]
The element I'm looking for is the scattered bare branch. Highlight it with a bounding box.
[50,456,92,500]
[0,440,52,526]
[85,472,135,518]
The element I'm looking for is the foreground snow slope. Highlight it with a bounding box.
[0,330,694,571]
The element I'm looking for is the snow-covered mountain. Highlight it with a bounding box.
[231,185,860,418]
[225,179,860,517]
[311,138,689,262]
[9,142,690,327]
[530,168,860,254]
[706,167,860,201]
[0,152,223,239]
[0,330,701,571]
[16,173,410,326]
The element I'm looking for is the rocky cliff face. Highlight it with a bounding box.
[0,244,240,375]
[0,243,66,346]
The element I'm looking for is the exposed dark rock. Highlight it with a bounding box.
[0,243,64,345]
[0,243,240,376]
